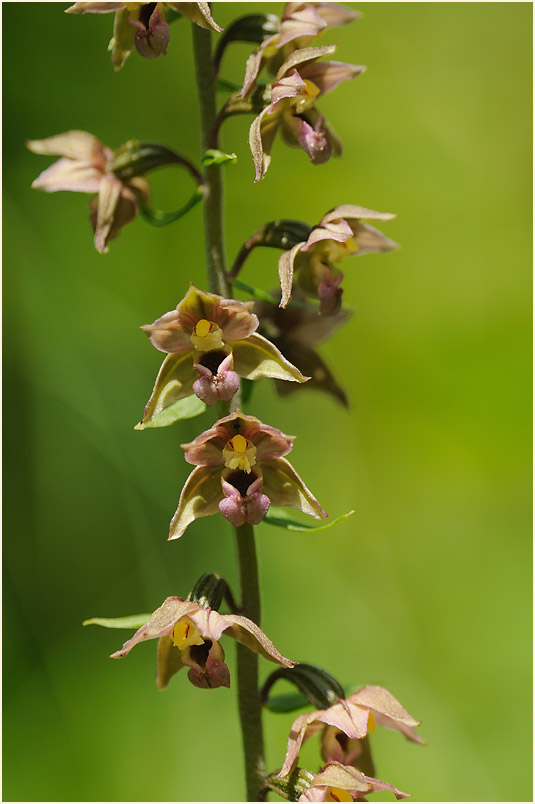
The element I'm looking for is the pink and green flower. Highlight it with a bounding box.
[170,410,327,538]
[111,595,296,689]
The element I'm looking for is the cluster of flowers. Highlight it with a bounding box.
[30,3,421,801]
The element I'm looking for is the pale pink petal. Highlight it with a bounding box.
[110,596,196,658]
[321,205,396,225]
[300,60,366,96]
[65,2,124,13]
[302,219,354,250]
[141,309,194,353]
[31,159,103,194]
[26,130,107,162]
[223,613,297,666]
[94,174,122,254]
[213,298,258,341]
[276,44,337,81]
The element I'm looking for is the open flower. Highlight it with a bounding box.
[280,685,423,778]
[170,410,327,538]
[278,205,400,312]
[256,291,350,406]
[240,3,361,98]
[299,762,409,802]
[27,130,149,254]
[66,2,222,70]
[140,284,308,421]
[249,46,365,181]
[111,595,296,689]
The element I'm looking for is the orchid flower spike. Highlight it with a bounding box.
[279,685,423,778]
[298,762,410,802]
[27,130,149,254]
[111,596,296,689]
[278,205,400,313]
[140,284,308,423]
[170,410,327,538]
[249,46,365,181]
[239,3,361,99]
[65,2,222,70]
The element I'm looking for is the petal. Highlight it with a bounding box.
[284,112,331,165]
[349,686,423,742]
[65,2,124,13]
[156,633,184,689]
[279,712,319,776]
[260,457,327,519]
[278,242,305,308]
[141,309,194,353]
[133,3,170,59]
[274,345,348,408]
[26,130,106,161]
[238,39,272,98]
[232,333,309,382]
[276,45,337,81]
[31,158,103,193]
[168,465,223,540]
[167,2,223,32]
[177,284,225,324]
[181,423,229,466]
[308,762,372,796]
[300,60,366,96]
[321,205,397,225]
[249,107,280,182]
[139,352,196,427]
[95,184,140,248]
[110,596,195,658]
[270,69,306,105]
[314,3,362,28]
[223,614,297,666]
[303,220,354,250]
[110,7,136,70]
[93,174,122,253]
[213,298,258,342]
[279,6,327,46]
[352,222,400,255]
[184,640,230,689]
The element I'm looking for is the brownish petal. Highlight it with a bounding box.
[168,465,224,540]
[141,309,194,353]
[156,633,184,689]
[110,596,196,658]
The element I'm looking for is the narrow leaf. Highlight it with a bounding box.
[217,76,243,93]
[135,395,206,430]
[263,509,355,532]
[140,187,203,227]
[202,149,238,167]
[83,614,151,629]
[265,691,310,713]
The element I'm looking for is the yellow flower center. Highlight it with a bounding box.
[367,710,376,733]
[293,79,321,114]
[222,434,257,473]
[325,788,353,802]
[172,617,205,649]
[190,319,225,352]
[320,236,359,263]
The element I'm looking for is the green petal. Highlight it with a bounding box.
[135,394,205,430]
[263,508,354,532]
[261,458,327,519]
[138,352,196,428]
[169,466,223,540]
[83,614,152,629]
[232,333,309,383]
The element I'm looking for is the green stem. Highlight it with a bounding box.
[192,22,230,298]
[235,523,266,801]
[192,22,265,802]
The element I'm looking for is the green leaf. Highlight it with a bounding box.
[140,187,203,228]
[134,395,206,430]
[217,76,243,93]
[263,509,355,532]
[230,278,317,312]
[83,614,150,629]
[265,691,310,713]
[202,149,238,167]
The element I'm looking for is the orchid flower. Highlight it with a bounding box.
[111,595,296,689]
[249,46,365,181]
[255,291,350,406]
[27,130,149,254]
[140,284,308,422]
[65,2,222,70]
[240,3,361,99]
[170,410,327,538]
[279,685,423,778]
[298,762,409,802]
[278,205,400,312]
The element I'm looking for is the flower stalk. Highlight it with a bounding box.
[192,21,265,802]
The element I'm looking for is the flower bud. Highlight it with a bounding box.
[188,573,227,610]
[111,140,201,181]
[263,663,346,710]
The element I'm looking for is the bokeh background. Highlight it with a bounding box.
[3,2,532,801]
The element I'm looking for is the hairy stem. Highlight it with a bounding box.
[192,23,230,298]
[235,522,266,801]
[192,22,265,802]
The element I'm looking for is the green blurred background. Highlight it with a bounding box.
[3,2,532,801]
